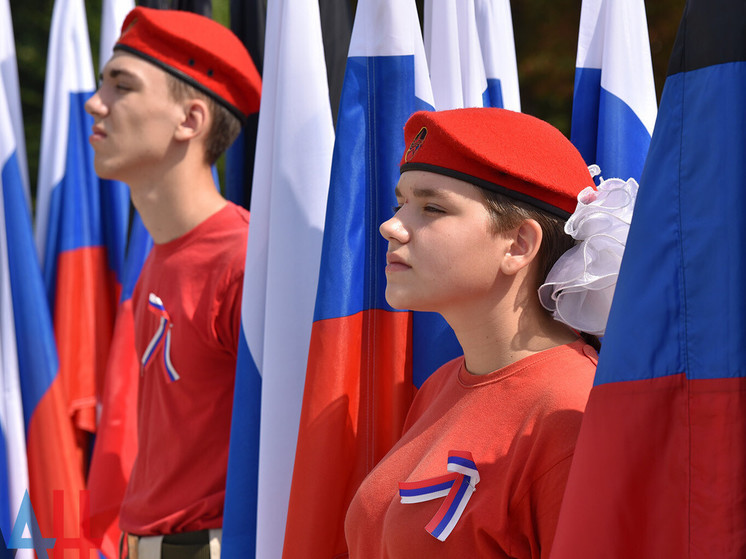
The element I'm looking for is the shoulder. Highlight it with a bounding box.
[197,202,250,261]
[403,357,464,431]
[499,342,596,447]
[509,342,596,471]
[214,201,250,235]
[416,355,464,400]
[531,341,597,410]
[224,201,250,224]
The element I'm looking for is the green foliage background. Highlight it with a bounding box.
[8,0,684,204]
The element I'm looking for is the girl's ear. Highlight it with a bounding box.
[174,98,209,142]
[501,218,542,276]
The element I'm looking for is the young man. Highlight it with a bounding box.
[85,7,261,558]
[345,108,606,558]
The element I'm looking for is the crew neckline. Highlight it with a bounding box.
[458,339,589,388]
[151,203,233,255]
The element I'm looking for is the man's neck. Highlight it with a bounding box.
[129,164,227,244]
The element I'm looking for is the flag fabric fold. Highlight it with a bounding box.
[473,0,521,111]
[0,0,29,206]
[99,0,135,62]
[1,1,85,545]
[35,0,129,458]
[283,1,460,556]
[571,0,657,182]
[0,6,33,555]
[87,217,150,559]
[551,1,746,557]
[424,0,520,111]
[221,0,333,557]
[424,0,489,109]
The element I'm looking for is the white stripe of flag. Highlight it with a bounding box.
[223,0,335,556]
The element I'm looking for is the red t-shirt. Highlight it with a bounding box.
[119,203,249,535]
[345,340,597,558]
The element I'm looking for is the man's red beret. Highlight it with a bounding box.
[400,108,593,218]
[115,6,261,124]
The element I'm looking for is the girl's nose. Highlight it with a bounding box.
[380,211,408,244]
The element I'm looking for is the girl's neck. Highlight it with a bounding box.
[447,291,577,376]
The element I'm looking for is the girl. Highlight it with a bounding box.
[345,107,630,558]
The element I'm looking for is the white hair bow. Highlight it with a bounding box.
[538,169,638,336]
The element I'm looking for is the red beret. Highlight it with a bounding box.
[115,7,261,123]
[400,108,593,218]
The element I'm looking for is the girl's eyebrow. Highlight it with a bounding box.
[394,185,448,200]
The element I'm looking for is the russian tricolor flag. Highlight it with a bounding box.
[221,1,330,558]
[571,0,657,181]
[424,0,520,111]
[87,215,150,558]
[551,0,746,557]
[34,0,129,457]
[283,1,460,556]
[1,0,85,544]
[0,5,32,555]
[474,0,520,111]
[1,0,29,206]
[424,0,490,109]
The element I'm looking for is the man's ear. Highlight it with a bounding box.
[174,98,209,142]
[501,218,542,276]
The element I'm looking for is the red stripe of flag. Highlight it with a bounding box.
[284,310,411,557]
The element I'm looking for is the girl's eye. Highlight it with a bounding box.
[391,204,402,214]
[424,205,445,214]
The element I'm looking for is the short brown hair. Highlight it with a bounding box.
[166,74,242,165]
[481,188,601,349]
[479,188,575,293]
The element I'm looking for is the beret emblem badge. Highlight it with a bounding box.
[405,126,427,162]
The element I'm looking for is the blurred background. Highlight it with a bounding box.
[8,0,686,203]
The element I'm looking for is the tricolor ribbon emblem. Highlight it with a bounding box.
[141,293,180,382]
[398,451,479,541]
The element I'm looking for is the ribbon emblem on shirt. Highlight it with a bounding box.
[398,450,479,541]
[141,293,180,382]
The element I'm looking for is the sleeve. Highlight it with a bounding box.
[508,453,575,559]
[213,260,245,358]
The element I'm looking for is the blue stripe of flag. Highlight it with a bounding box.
[313,55,431,322]
[39,89,129,298]
[99,176,130,284]
[572,68,651,182]
[597,61,746,385]
[2,151,58,430]
[223,327,262,558]
[485,78,504,109]
[119,213,152,303]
